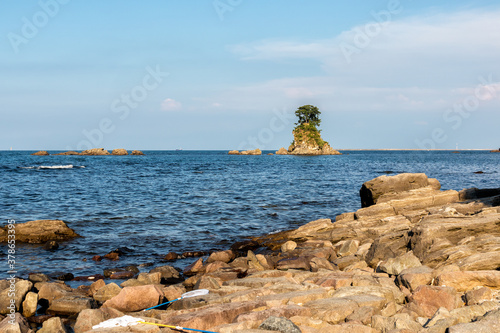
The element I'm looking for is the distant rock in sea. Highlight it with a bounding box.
[130,150,144,155]
[490,148,500,153]
[275,147,288,155]
[288,123,341,155]
[31,150,49,156]
[228,149,262,155]
[53,151,81,155]
[81,148,110,155]
[111,149,128,156]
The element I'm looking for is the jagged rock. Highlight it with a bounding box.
[435,271,500,292]
[397,265,434,292]
[207,250,235,263]
[37,316,67,333]
[275,147,288,155]
[447,308,500,332]
[73,309,106,333]
[259,316,302,333]
[37,282,74,303]
[31,150,49,156]
[130,150,144,155]
[336,240,359,257]
[0,220,79,244]
[111,149,128,155]
[464,287,493,306]
[304,297,358,324]
[80,148,110,155]
[183,258,205,276]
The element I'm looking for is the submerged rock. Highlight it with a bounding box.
[0,220,80,244]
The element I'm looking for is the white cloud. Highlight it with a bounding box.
[224,9,500,114]
[161,98,182,111]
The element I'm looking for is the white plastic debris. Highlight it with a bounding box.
[92,315,144,329]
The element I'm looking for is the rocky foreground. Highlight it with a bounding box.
[1,173,500,332]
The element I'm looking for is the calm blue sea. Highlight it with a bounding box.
[0,150,498,280]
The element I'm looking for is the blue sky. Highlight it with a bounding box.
[1,0,499,150]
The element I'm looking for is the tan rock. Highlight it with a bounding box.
[74,309,106,333]
[371,314,422,332]
[337,240,360,257]
[37,316,67,333]
[0,220,79,244]
[275,147,288,155]
[130,150,145,155]
[378,251,421,276]
[89,279,105,296]
[228,150,240,155]
[331,286,406,304]
[281,240,297,252]
[464,287,493,305]
[111,149,128,155]
[183,258,204,276]
[93,283,121,303]
[304,297,358,324]
[47,296,95,316]
[407,285,462,318]
[397,265,433,292]
[31,150,49,155]
[207,250,235,263]
[194,276,221,290]
[102,285,162,312]
[435,271,500,292]
[37,282,74,303]
[0,279,32,314]
[80,148,110,155]
[0,313,32,333]
[22,292,38,317]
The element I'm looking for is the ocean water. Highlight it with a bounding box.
[0,150,498,280]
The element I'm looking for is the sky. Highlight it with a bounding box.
[1,0,499,150]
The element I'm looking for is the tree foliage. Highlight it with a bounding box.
[295,105,321,128]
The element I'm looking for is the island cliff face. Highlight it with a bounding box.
[287,123,341,155]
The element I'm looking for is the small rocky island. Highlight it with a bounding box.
[31,148,144,156]
[277,105,341,155]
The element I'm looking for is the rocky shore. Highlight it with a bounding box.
[1,173,499,332]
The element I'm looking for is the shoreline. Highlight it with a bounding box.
[1,172,500,332]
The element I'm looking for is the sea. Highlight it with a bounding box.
[0,150,498,282]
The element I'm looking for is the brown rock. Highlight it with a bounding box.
[304,297,359,324]
[183,258,205,276]
[37,282,74,303]
[149,265,181,282]
[73,309,105,333]
[93,283,121,303]
[164,252,179,261]
[0,220,80,244]
[0,313,32,333]
[22,292,38,318]
[397,265,433,292]
[464,287,493,306]
[37,316,67,333]
[275,147,288,155]
[130,150,145,155]
[281,240,297,253]
[52,151,81,155]
[89,279,105,296]
[162,301,266,330]
[207,250,235,263]
[47,296,95,316]
[378,251,421,276]
[0,279,32,314]
[31,150,50,156]
[111,149,128,155]
[346,306,381,325]
[277,256,312,271]
[102,285,163,312]
[359,173,435,207]
[228,150,240,155]
[194,276,221,290]
[109,271,134,279]
[407,285,462,317]
[80,148,110,155]
[204,261,230,274]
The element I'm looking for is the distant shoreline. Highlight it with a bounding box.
[0,148,494,152]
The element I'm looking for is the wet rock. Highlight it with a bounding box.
[49,272,74,281]
[183,258,205,276]
[91,255,102,261]
[80,148,110,155]
[37,282,73,303]
[0,279,33,314]
[131,150,145,155]
[259,316,302,333]
[182,250,207,258]
[207,250,235,263]
[0,313,32,333]
[111,149,128,155]
[47,296,95,316]
[102,285,162,312]
[103,252,119,260]
[164,252,179,261]
[31,150,49,156]
[37,316,67,333]
[407,285,462,317]
[230,240,260,253]
[43,240,59,250]
[93,283,121,303]
[109,271,134,279]
[378,251,421,275]
[0,220,80,244]
[28,273,49,283]
[22,292,38,318]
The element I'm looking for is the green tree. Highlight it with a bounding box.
[295,105,321,128]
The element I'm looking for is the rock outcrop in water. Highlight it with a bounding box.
[31,151,49,156]
[31,148,145,156]
[0,220,80,244]
[287,123,341,155]
[228,149,262,155]
[2,173,500,332]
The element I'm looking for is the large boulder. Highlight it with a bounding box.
[0,220,80,244]
[359,173,438,207]
[102,285,162,312]
[0,280,33,314]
